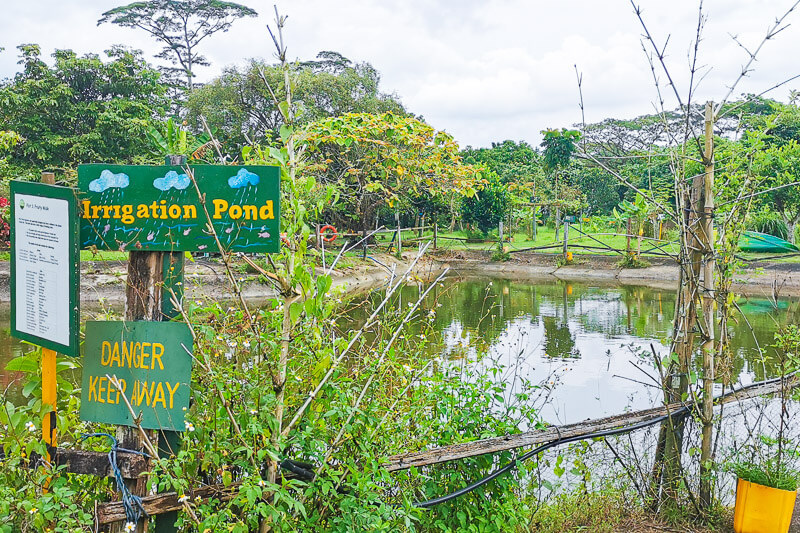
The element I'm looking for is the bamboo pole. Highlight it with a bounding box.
[699,101,716,510]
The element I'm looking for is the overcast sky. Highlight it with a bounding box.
[2,1,799,148]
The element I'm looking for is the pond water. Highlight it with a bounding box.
[1,276,796,426]
[344,276,798,424]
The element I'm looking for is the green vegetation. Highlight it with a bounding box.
[2,3,800,532]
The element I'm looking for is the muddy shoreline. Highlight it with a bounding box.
[0,253,446,304]
[435,250,800,299]
[1,250,798,303]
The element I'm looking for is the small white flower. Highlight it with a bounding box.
[407,302,413,307]
[124,523,136,532]
[250,409,257,415]
[25,421,36,432]
[258,479,266,487]
[228,306,236,312]
[178,495,189,504]
[402,364,412,373]
[225,352,233,360]
[182,407,187,411]
[195,300,202,305]
[185,421,195,432]
[243,341,251,348]
[29,507,38,515]
[216,336,223,341]
[228,341,237,348]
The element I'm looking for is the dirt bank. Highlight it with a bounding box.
[434,250,800,298]
[0,253,445,303]
[3,250,798,303]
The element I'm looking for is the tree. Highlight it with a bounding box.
[753,140,800,243]
[0,44,167,170]
[301,112,479,232]
[540,128,581,235]
[460,172,508,234]
[98,0,257,92]
[186,53,405,150]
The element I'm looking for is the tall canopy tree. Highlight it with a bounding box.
[0,44,167,170]
[186,52,405,151]
[98,0,257,92]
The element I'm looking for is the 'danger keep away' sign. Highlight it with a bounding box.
[80,321,193,431]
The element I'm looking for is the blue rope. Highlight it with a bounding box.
[81,433,150,524]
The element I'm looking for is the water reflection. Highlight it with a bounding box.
[345,276,799,424]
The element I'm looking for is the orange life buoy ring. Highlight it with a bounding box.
[320,225,338,243]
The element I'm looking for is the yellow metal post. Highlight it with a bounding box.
[41,348,57,459]
[40,172,58,465]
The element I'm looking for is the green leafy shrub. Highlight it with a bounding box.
[747,210,789,240]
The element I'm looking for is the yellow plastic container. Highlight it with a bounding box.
[733,478,797,533]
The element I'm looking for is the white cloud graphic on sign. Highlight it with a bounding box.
[228,168,260,189]
[153,170,191,191]
[89,169,130,192]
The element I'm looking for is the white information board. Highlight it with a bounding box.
[10,181,79,356]
[14,194,70,344]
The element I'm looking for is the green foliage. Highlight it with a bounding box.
[0,348,110,531]
[729,454,800,491]
[528,488,629,533]
[617,253,650,269]
[301,112,479,231]
[98,0,257,91]
[187,52,405,150]
[0,44,167,172]
[747,209,789,240]
[461,173,508,234]
[540,129,581,172]
[146,117,210,158]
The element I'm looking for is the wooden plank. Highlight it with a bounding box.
[54,448,149,478]
[384,377,796,472]
[96,483,239,525]
[97,470,300,524]
[23,448,149,478]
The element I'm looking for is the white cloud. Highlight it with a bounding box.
[1,0,799,148]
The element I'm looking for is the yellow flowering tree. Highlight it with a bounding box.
[301,112,480,231]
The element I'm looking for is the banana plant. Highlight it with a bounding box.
[613,193,654,257]
[146,117,212,159]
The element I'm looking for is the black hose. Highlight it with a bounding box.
[412,373,792,508]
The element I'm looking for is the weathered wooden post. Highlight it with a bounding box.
[499,220,504,245]
[111,155,186,533]
[433,217,438,250]
[395,211,402,259]
[362,228,367,259]
[418,214,424,238]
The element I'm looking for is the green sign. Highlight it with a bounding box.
[80,321,193,431]
[10,181,80,357]
[78,164,280,252]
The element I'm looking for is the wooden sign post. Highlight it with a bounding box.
[75,160,280,532]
